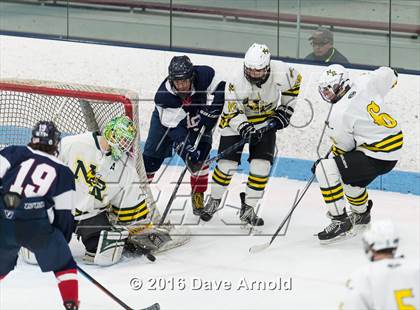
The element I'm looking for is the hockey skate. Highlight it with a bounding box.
[191,192,204,216]
[200,197,221,222]
[239,192,264,227]
[318,211,353,244]
[63,301,79,310]
[349,200,372,234]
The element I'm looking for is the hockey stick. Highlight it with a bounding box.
[203,121,276,167]
[158,126,206,225]
[77,266,160,310]
[249,104,334,254]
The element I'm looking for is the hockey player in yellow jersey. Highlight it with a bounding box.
[200,43,301,225]
[342,220,419,309]
[59,115,170,265]
[313,64,402,243]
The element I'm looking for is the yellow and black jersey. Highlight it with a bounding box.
[219,61,302,136]
[327,67,402,161]
[59,132,149,222]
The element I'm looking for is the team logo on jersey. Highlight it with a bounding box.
[74,160,106,201]
[326,69,337,76]
[228,83,235,92]
[243,96,272,113]
[348,91,356,99]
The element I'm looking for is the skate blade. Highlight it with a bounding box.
[240,222,263,235]
[316,230,357,245]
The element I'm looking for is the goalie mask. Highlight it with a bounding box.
[244,43,271,87]
[168,55,194,99]
[362,220,399,261]
[318,64,351,104]
[103,115,137,161]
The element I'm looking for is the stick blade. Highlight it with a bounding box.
[140,302,161,310]
[249,242,270,254]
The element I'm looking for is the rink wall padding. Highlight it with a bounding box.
[158,148,420,196]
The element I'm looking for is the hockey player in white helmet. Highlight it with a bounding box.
[313,64,402,243]
[341,220,419,309]
[58,115,170,265]
[201,43,302,225]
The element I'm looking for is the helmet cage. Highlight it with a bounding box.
[104,116,136,161]
[244,65,270,86]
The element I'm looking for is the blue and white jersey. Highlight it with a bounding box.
[0,146,75,240]
[154,65,225,133]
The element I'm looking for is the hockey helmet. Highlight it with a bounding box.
[362,220,399,261]
[244,43,271,86]
[168,55,194,81]
[31,120,61,147]
[318,64,351,104]
[103,115,136,161]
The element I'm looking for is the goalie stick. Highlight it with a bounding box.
[77,266,160,310]
[249,103,334,254]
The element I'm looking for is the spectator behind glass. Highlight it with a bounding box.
[305,27,349,64]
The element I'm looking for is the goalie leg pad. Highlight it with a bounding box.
[93,230,129,266]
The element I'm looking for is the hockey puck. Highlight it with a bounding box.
[146,253,156,262]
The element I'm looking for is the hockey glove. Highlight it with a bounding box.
[176,139,201,164]
[169,126,189,145]
[268,106,294,130]
[198,105,222,131]
[238,122,263,144]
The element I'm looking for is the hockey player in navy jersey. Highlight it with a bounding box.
[0,121,79,310]
[313,65,402,243]
[143,55,225,216]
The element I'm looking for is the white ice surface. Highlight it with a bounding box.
[0,167,419,310]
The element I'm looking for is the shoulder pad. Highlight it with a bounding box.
[154,80,182,108]
[193,65,215,90]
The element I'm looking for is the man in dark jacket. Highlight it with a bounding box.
[305,27,349,64]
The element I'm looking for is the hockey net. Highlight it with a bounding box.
[0,78,189,251]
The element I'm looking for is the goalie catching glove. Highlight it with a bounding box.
[268,105,294,130]
[124,222,172,253]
